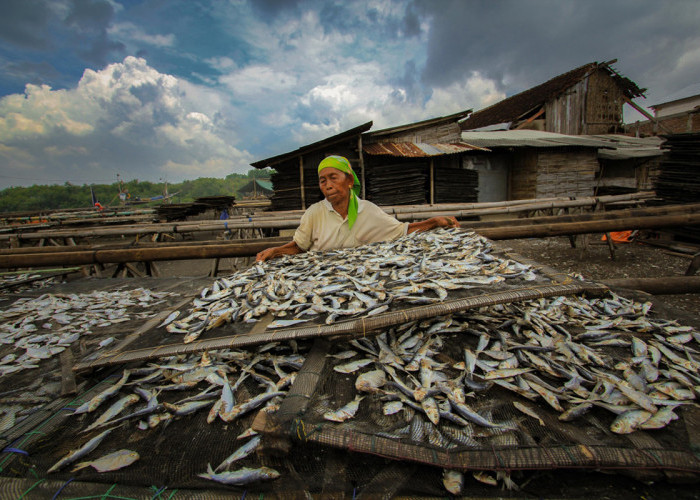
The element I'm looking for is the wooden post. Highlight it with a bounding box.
[299,156,306,210]
[429,159,435,205]
[209,258,220,277]
[358,135,366,199]
[604,232,616,260]
[686,253,700,276]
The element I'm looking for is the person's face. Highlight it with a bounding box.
[319,167,354,206]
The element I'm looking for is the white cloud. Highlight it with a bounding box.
[0,56,252,187]
[107,22,175,48]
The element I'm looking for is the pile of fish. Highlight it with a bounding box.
[0,288,177,377]
[315,292,699,495]
[49,342,305,486]
[165,229,538,343]
[1,273,60,293]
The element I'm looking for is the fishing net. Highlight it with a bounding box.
[1,230,699,498]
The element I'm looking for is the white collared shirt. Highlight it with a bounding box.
[293,198,408,252]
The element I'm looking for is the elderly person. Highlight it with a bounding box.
[256,155,459,262]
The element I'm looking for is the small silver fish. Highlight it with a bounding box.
[72,449,139,473]
[214,436,262,472]
[323,396,364,423]
[47,428,113,473]
[198,464,280,485]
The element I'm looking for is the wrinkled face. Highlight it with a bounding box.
[319,167,354,205]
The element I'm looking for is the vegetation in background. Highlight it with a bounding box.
[0,169,273,213]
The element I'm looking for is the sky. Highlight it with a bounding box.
[1,0,699,190]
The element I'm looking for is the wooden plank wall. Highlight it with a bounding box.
[585,70,626,134]
[535,149,598,198]
[545,79,587,135]
[509,150,539,199]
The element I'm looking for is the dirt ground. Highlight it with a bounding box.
[500,234,700,326]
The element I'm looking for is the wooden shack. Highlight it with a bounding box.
[459,60,647,135]
[459,131,612,201]
[361,110,487,205]
[250,122,373,212]
[250,111,490,211]
[594,134,665,196]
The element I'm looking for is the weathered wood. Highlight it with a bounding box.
[686,253,700,276]
[476,213,700,240]
[602,276,700,294]
[463,202,700,229]
[1,192,656,242]
[1,240,294,268]
[73,282,607,373]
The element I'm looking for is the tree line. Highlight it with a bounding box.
[0,170,272,213]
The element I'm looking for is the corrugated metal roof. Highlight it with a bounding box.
[363,142,489,157]
[459,130,611,148]
[591,134,665,160]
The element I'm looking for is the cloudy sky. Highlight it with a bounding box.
[1,0,699,189]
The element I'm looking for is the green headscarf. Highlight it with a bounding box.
[318,155,361,229]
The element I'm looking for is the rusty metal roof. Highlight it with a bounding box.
[363,142,489,157]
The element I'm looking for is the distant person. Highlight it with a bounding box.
[256,155,459,262]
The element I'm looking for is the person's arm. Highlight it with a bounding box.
[407,216,459,234]
[256,240,305,262]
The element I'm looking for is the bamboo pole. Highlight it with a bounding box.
[4,210,700,268]
[476,212,700,240]
[2,240,294,268]
[1,192,661,242]
[0,236,290,255]
[73,282,607,372]
[463,203,700,229]
[602,276,700,295]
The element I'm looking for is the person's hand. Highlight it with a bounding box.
[256,247,277,262]
[437,216,459,229]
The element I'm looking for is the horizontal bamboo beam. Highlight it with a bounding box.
[464,203,700,229]
[602,276,700,294]
[2,239,293,268]
[73,282,607,373]
[4,212,700,269]
[1,192,657,241]
[0,236,290,255]
[475,213,700,240]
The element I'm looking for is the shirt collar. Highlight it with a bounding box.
[322,198,365,214]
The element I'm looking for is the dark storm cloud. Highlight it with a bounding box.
[413,0,700,102]
[3,60,60,85]
[0,0,124,88]
[65,0,125,65]
[0,0,51,49]
[317,2,423,41]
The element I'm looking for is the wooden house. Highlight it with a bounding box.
[251,111,489,211]
[459,130,610,201]
[459,60,646,135]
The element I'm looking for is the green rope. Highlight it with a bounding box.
[17,479,45,499]
[0,373,122,470]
